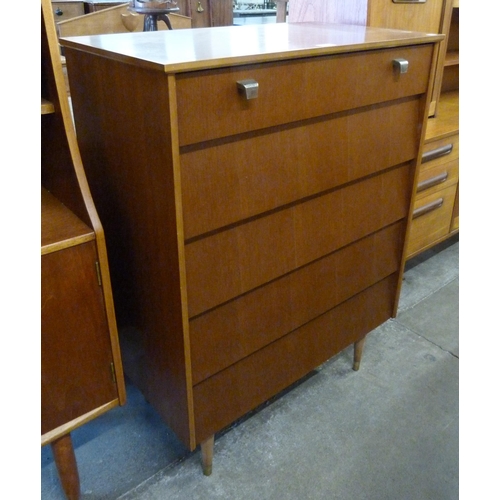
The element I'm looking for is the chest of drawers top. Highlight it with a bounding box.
[60,22,442,73]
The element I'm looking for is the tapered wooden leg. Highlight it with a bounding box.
[201,435,214,476]
[51,433,80,500]
[353,337,366,371]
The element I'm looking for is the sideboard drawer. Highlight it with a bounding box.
[185,163,411,317]
[190,221,404,385]
[420,134,459,174]
[416,157,458,198]
[406,184,457,256]
[176,45,433,145]
[181,98,420,239]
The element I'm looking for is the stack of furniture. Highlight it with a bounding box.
[61,22,443,475]
[41,0,126,498]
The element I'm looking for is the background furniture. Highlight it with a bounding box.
[406,0,459,258]
[56,2,191,37]
[61,23,442,475]
[41,0,126,498]
[278,0,459,261]
[51,0,233,28]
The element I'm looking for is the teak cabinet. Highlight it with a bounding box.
[61,23,443,474]
[41,0,126,498]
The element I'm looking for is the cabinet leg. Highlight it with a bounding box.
[353,336,366,371]
[201,435,214,476]
[51,433,80,500]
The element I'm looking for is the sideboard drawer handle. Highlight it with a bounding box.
[422,143,453,163]
[417,172,448,193]
[393,58,409,74]
[412,198,444,219]
[237,79,259,100]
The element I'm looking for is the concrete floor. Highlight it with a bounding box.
[41,235,459,500]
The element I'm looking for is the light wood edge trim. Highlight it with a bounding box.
[397,40,442,314]
[42,0,126,404]
[168,73,196,450]
[41,233,96,255]
[41,400,119,446]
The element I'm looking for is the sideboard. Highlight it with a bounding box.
[61,23,443,475]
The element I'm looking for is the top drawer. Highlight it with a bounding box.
[176,44,434,146]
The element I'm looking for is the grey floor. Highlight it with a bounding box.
[41,234,459,499]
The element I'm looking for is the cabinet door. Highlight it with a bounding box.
[41,241,117,435]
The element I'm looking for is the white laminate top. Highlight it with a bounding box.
[60,22,443,73]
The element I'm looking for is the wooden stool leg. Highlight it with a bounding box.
[51,433,80,500]
[201,435,214,476]
[353,337,366,371]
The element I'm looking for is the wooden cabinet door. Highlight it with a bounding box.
[41,241,117,435]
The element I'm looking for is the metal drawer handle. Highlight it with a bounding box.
[417,172,448,193]
[393,58,409,74]
[422,143,453,163]
[237,79,259,100]
[412,198,444,219]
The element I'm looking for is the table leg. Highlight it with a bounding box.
[353,336,366,371]
[51,433,80,500]
[201,435,214,476]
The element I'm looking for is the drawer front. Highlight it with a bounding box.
[406,184,457,257]
[176,45,433,146]
[193,274,398,443]
[420,134,459,176]
[52,2,85,22]
[190,222,404,385]
[181,97,421,239]
[416,157,458,198]
[185,163,412,317]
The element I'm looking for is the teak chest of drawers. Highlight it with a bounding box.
[61,23,443,474]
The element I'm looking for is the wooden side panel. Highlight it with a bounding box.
[193,274,398,443]
[190,221,405,384]
[181,98,421,238]
[42,242,116,434]
[185,163,412,317]
[64,49,195,449]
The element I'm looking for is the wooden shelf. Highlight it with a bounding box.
[41,187,95,255]
[41,98,55,114]
[444,50,459,66]
[425,90,459,141]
